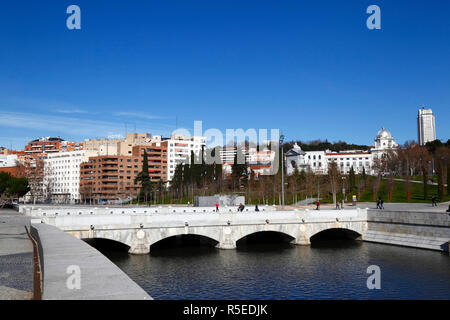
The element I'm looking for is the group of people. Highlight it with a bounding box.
[214,197,447,213]
[335,200,345,210]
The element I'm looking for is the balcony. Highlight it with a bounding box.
[102,164,118,168]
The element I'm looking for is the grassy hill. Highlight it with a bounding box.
[352,176,449,203]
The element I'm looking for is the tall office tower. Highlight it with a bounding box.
[417,107,436,145]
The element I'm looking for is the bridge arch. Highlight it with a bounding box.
[83,237,131,252]
[234,225,298,245]
[309,227,363,242]
[150,233,220,249]
[236,230,296,247]
[147,229,221,248]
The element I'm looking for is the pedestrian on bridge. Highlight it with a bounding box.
[376,197,383,209]
[215,203,219,212]
[335,201,340,210]
[379,197,384,210]
[316,200,321,210]
[431,196,437,207]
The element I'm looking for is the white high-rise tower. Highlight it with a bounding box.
[417,107,436,145]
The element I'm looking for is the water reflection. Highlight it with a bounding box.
[85,235,450,300]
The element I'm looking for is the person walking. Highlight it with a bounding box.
[377,196,384,209]
[431,196,437,207]
[335,201,340,210]
[255,205,259,212]
[215,202,219,212]
[316,200,321,210]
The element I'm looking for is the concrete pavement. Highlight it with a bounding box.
[355,201,450,212]
[0,208,33,300]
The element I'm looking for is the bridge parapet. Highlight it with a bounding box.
[21,204,279,217]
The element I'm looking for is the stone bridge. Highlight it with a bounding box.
[23,206,368,254]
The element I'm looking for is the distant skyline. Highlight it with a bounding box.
[0,1,449,149]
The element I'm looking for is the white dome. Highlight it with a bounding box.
[376,127,392,139]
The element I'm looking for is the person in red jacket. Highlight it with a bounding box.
[316,200,321,210]
[215,203,219,212]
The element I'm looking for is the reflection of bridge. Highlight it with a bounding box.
[25,206,368,254]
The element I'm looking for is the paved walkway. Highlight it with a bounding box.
[0,208,33,300]
[356,201,450,212]
[276,201,450,213]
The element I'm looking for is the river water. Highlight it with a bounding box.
[87,234,450,300]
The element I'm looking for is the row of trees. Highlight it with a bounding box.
[283,139,370,152]
[372,139,449,201]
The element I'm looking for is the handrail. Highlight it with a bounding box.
[25,226,42,300]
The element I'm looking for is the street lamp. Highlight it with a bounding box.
[342,176,346,203]
[280,133,285,209]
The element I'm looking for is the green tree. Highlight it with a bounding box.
[349,166,356,192]
[0,172,29,207]
[362,166,367,185]
[134,150,153,202]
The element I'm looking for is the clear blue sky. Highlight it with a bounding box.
[0,0,449,149]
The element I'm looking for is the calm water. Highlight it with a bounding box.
[86,235,450,300]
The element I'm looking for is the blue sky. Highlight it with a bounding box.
[0,0,449,149]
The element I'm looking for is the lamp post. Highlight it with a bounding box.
[342,176,346,203]
[280,133,285,209]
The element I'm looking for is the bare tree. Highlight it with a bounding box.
[327,161,340,206]
[24,157,45,204]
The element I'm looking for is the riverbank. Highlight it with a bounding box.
[30,223,152,300]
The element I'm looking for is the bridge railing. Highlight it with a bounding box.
[22,204,280,217]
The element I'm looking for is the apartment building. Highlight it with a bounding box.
[0,154,25,177]
[79,142,168,203]
[44,150,97,203]
[0,154,19,167]
[24,137,84,163]
[80,155,140,203]
[247,148,276,177]
[417,107,436,146]
[24,137,64,159]
[83,133,152,156]
[163,134,206,181]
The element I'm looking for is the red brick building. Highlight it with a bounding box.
[79,142,168,203]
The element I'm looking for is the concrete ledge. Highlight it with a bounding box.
[30,223,151,300]
[364,230,449,252]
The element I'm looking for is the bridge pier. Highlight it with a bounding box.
[216,241,237,250]
[293,236,311,246]
[128,229,151,255]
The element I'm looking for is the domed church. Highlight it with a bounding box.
[371,127,398,159]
